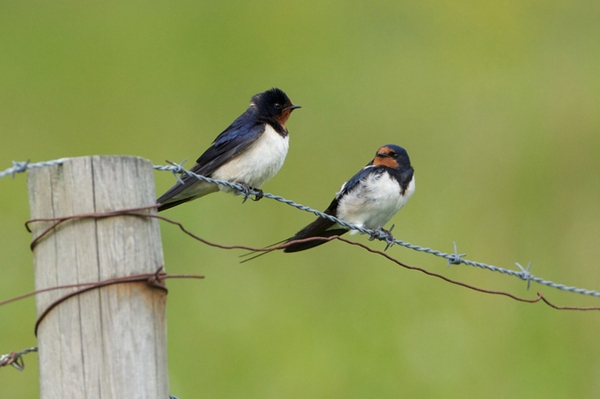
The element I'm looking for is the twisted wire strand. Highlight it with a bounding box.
[3,158,600,298]
[0,346,38,371]
[155,161,600,297]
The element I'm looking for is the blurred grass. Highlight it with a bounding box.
[2,1,600,398]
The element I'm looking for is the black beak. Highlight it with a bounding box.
[287,104,302,111]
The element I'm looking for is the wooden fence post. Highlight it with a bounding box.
[27,156,168,399]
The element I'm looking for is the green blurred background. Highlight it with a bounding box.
[2,1,600,397]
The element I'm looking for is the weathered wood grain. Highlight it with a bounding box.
[28,156,168,399]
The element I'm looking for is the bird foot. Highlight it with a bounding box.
[239,184,264,203]
[369,225,396,251]
[252,188,264,201]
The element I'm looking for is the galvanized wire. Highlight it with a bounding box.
[0,346,37,371]
[1,345,182,399]
[0,159,67,179]
[4,158,600,298]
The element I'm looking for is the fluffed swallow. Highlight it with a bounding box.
[282,144,415,252]
[157,88,300,211]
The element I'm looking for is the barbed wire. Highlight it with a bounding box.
[3,158,600,299]
[0,159,67,179]
[1,157,597,399]
[137,215,600,311]
[1,347,179,397]
[1,198,598,375]
[3,203,597,313]
[0,346,37,371]
[156,159,600,298]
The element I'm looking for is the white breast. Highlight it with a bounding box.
[336,171,415,232]
[211,124,289,193]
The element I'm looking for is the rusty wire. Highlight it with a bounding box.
[159,222,600,311]
[26,205,599,311]
[19,206,600,313]
[4,158,600,298]
[2,200,599,374]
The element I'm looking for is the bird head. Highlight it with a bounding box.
[251,88,301,127]
[372,144,412,170]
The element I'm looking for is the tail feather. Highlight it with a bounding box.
[280,209,341,253]
[157,197,194,212]
[239,238,288,263]
[283,229,348,252]
[240,229,348,263]
[240,205,346,261]
[156,180,219,212]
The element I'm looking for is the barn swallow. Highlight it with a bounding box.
[282,144,415,252]
[157,88,300,211]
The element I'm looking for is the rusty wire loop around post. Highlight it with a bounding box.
[3,158,600,298]
[0,160,598,323]
[15,205,206,335]
[14,201,600,316]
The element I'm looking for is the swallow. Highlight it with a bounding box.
[282,144,415,252]
[157,88,300,211]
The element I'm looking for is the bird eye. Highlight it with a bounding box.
[274,103,282,109]
[392,153,399,158]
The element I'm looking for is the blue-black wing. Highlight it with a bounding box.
[283,166,377,252]
[156,111,265,209]
[192,113,265,176]
[333,164,376,200]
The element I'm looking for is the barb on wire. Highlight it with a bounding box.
[165,159,187,184]
[447,242,465,267]
[153,160,600,299]
[25,204,598,311]
[138,215,600,311]
[2,343,180,399]
[516,262,533,290]
[0,159,66,179]
[0,197,597,316]
[0,346,37,371]
[3,158,600,300]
